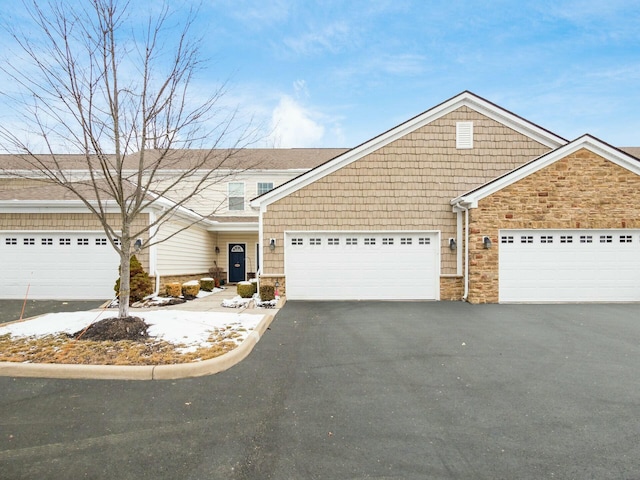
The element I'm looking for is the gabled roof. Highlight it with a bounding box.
[250,91,568,208]
[0,178,138,201]
[0,148,348,173]
[451,135,640,208]
[620,147,640,159]
[0,178,210,224]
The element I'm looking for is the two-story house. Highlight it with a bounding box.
[250,92,640,304]
[0,148,345,299]
[2,91,639,303]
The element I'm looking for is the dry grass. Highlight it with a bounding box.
[0,327,248,366]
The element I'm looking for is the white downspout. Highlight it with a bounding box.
[463,205,469,301]
[148,210,160,297]
[454,201,470,301]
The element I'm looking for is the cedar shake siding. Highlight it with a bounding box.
[261,106,551,294]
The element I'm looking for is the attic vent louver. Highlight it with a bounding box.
[456,121,473,149]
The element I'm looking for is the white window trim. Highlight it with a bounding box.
[228,181,245,211]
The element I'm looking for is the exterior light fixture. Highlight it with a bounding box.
[134,238,142,251]
[449,238,457,251]
[269,238,276,251]
[483,236,492,249]
[215,246,220,254]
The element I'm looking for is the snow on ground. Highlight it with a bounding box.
[0,310,264,350]
[108,287,221,308]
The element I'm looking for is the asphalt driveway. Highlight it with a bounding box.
[0,300,107,325]
[1,301,639,479]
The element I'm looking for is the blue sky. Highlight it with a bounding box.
[2,0,639,149]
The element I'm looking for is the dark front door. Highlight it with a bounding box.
[229,244,246,283]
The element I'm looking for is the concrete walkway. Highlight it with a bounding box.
[140,284,283,314]
[0,285,282,381]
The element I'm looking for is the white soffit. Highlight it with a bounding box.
[451,135,640,208]
[251,91,568,209]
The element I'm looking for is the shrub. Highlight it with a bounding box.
[237,281,256,298]
[200,277,214,292]
[165,282,182,297]
[114,255,154,305]
[259,285,275,302]
[182,280,200,297]
[208,264,223,286]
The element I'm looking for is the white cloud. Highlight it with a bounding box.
[211,0,292,29]
[283,21,353,56]
[268,96,325,148]
[293,79,309,97]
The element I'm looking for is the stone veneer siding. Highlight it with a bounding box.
[440,276,464,301]
[466,148,640,303]
[261,106,550,295]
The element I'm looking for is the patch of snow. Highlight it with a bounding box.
[109,287,222,308]
[253,293,277,309]
[255,299,277,309]
[183,280,200,286]
[0,310,263,350]
[197,287,222,297]
[221,296,252,308]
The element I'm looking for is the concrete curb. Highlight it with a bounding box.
[0,314,275,381]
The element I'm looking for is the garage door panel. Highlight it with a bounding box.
[0,232,119,300]
[285,232,439,300]
[499,230,640,302]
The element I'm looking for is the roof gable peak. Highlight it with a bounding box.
[252,91,568,208]
[452,134,640,208]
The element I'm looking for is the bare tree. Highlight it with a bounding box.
[0,1,259,318]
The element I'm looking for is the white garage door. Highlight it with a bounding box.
[499,229,640,302]
[285,231,440,300]
[0,232,120,300]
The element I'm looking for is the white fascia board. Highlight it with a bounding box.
[461,95,567,148]
[206,222,258,233]
[450,135,640,208]
[136,168,312,180]
[0,196,216,228]
[251,91,568,209]
[146,194,217,227]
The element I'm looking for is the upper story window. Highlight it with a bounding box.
[456,121,474,149]
[257,182,274,195]
[228,182,245,211]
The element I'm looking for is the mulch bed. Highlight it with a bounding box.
[71,316,149,342]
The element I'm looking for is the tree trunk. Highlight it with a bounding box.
[118,239,132,319]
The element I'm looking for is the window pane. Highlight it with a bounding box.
[228,182,244,196]
[258,182,273,195]
[229,197,244,210]
[229,182,244,211]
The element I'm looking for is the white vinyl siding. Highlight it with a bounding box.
[156,221,215,275]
